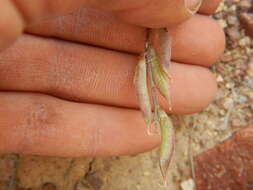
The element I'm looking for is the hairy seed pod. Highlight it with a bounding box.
[148,47,172,110]
[134,56,153,130]
[150,28,172,75]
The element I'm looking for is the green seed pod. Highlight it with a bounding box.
[134,56,152,131]
[148,47,172,110]
[158,109,174,184]
[150,28,172,75]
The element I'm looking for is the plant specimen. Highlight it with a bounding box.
[134,0,202,184]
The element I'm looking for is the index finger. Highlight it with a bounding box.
[115,0,222,28]
[10,0,201,25]
[1,0,221,51]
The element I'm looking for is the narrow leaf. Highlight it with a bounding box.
[158,109,174,184]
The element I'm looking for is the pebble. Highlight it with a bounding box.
[238,36,251,47]
[226,27,241,41]
[217,19,228,28]
[238,0,251,10]
[227,15,238,25]
[180,179,195,190]
[216,75,224,82]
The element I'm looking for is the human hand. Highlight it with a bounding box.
[0,0,224,157]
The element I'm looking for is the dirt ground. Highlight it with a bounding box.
[0,0,253,190]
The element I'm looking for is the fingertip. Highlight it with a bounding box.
[200,16,225,66]
[195,68,217,112]
[168,15,225,67]
[186,0,201,9]
[167,63,217,114]
[0,0,24,51]
[199,0,222,15]
[195,67,217,110]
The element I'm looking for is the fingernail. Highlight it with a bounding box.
[185,0,202,13]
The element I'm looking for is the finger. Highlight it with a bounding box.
[115,0,202,28]
[0,0,24,51]
[0,35,217,114]
[11,0,219,25]
[12,0,201,28]
[27,13,225,67]
[0,0,152,51]
[167,14,225,66]
[0,0,220,51]
[199,0,222,15]
[0,92,160,157]
[114,0,222,27]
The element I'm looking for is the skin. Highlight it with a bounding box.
[0,0,225,157]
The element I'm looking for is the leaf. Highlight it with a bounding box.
[134,56,153,131]
[158,109,174,184]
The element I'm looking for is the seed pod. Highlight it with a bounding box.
[148,46,172,110]
[134,56,152,130]
[158,109,174,184]
[150,28,172,75]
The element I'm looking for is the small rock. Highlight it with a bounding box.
[180,179,195,190]
[227,15,238,25]
[85,172,103,190]
[225,82,232,89]
[195,127,253,190]
[217,19,228,28]
[226,27,241,41]
[216,75,224,82]
[221,97,234,109]
[238,0,251,10]
[237,95,248,103]
[238,36,251,47]
[220,55,233,62]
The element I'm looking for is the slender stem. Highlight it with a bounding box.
[148,55,160,128]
